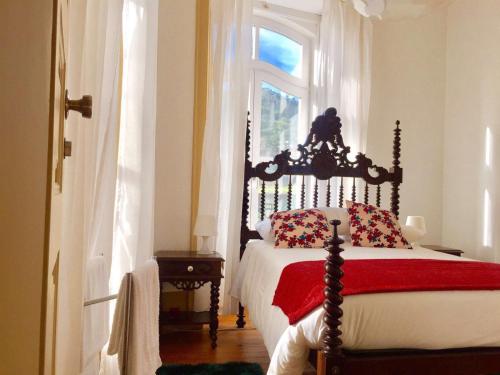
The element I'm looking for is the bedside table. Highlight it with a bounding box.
[422,245,464,257]
[155,250,224,348]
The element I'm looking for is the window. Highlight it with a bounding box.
[250,18,311,165]
[258,28,303,78]
[249,12,316,225]
[259,81,300,159]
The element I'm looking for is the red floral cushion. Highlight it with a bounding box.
[271,209,331,248]
[346,201,411,249]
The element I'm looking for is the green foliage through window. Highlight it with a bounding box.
[259,81,300,160]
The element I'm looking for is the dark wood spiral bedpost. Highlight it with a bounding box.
[364,182,369,205]
[391,120,402,218]
[339,177,344,208]
[300,175,306,209]
[274,180,279,212]
[323,219,345,374]
[326,179,332,207]
[237,112,252,329]
[314,178,319,207]
[287,174,293,210]
[376,185,381,207]
[351,178,356,202]
[260,181,266,221]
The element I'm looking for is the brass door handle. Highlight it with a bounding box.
[65,90,92,119]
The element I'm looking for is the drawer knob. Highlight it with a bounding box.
[187,265,194,272]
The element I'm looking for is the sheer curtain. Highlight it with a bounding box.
[63,0,158,374]
[100,0,158,373]
[313,0,373,155]
[62,1,123,374]
[196,0,253,314]
[109,0,158,294]
[63,0,157,373]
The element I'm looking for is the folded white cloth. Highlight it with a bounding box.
[108,260,162,374]
[82,255,109,373]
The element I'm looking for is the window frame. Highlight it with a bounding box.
[252,16,311,90]
[250,16,314,166]
[248,11,317,227]
[252,16,311,88]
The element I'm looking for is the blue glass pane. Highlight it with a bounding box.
[259,28,302,77]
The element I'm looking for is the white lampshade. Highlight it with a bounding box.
[194,215,218,236]
[406,216,426,234]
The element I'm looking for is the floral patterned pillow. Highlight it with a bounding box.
[271,208,331,248]
[346,201,411,249]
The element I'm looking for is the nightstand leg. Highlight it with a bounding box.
[236,302,246,328]
[209,280,220,348]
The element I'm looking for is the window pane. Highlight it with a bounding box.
[259,81,300,160]
[259,28,302,77]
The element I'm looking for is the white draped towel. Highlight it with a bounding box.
[108,260,161,374]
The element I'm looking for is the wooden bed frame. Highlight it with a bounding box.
[237,107,500,374]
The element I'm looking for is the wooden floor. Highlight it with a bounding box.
[160,315,271,372]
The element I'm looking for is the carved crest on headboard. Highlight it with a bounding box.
[252,107,400,185]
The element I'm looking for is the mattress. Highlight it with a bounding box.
[231,240,500,375]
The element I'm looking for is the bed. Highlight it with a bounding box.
[232,241,500,374]
[234,108,500,375]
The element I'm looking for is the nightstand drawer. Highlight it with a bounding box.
[159,260,218,278]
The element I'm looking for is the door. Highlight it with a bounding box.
[43,0,92,373]
[42,0,68,373]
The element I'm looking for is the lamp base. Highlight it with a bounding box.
[198,236,213,254]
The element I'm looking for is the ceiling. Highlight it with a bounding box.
[263,0,451,19]
[383,0,451,19]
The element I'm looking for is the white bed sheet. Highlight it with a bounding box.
[231,240,500,375]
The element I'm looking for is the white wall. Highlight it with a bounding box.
[154,2,450,248]
[367,9,447,244]
[155,0,196,251]
[442,0,500,260]
[153,1,500,262]
[0,0,54,373]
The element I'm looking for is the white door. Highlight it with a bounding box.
[42,0,68,373]
[43,0,93,373]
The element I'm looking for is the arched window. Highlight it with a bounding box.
[249,16,313,165]
[248,8,318,223]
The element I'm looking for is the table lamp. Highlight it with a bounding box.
[405,216,426,246]
[194,215,217,254]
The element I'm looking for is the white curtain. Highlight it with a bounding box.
[101,0,158,373]
[109,0,158,294]
[64,0,157,373]
[62,1,124,374]
[314,0,373,155]
[196,0,253,314]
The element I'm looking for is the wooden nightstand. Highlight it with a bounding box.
[155,250,224,348]
[422,245,464,257]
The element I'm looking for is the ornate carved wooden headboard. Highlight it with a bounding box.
[240,107,403,259]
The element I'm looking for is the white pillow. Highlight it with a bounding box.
[318,207,350,236]
[401,225,425,244]
[255,219,274,242]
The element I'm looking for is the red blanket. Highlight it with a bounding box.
[272,259,500,324]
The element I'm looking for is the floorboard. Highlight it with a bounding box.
[160,315,271,372]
